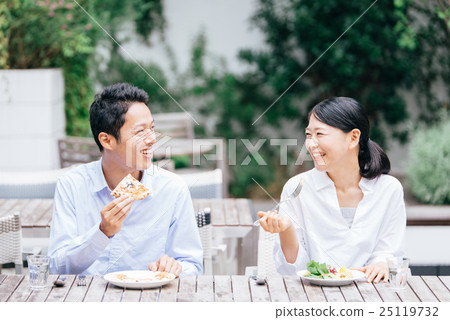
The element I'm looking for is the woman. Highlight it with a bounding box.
[258,97,406,284]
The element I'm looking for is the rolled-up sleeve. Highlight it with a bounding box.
[48,178,110,274]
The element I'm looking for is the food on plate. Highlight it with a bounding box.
[111,174,151,200]
[113,271,173,283]
[304,260,354,280]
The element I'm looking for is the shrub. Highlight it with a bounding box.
[406,119,450,205]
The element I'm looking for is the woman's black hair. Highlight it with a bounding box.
[308,97,390,179]
[89,82,149,152]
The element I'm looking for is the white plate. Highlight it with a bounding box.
[104,270,176,289]
[297,269,366,286]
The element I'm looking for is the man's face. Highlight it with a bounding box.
[113,102,155,171]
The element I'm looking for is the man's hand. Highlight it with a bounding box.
[351,261,389,284]
[99,195,134,238]
[258,210,293,233]
[148,254,182,277]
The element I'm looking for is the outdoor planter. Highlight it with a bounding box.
[0,69,65,171]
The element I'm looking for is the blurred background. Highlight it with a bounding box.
[0,0,449,275]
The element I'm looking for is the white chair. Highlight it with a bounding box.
[245,226,281,279]
[0,212,23,274]
[178,168,223,199]
[0,167,73,198]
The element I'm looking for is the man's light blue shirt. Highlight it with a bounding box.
[48,160,203,275]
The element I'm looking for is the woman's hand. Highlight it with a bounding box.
[258,210,292,233]
[352,261,389,284]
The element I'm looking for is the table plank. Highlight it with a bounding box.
[13,199,42,227]
[159,278,179,302]
[422,276,450,302]
[214,275,233,302]
[408,277,439,302]
[141,288,160,302]
[249,278,271,302]
[209,199,226,225]
[83,276,108,302]
[439,276,450,291]
[322,285,345,302]
[64,275,93,302]
[22,199,51,227]
[196,275,214,302]
[396,284,421,302]
[355,281,382,302]
[122,288,142,302]
[266,276,289,302]
[45,275,76,302]
[223,199,239,226]
[0,199,20,219]
[283,276,308,302]
[302,280,327,302]
[373,281,401,302]
[0,274,6,285]
[0,275,24,302]
[103,283,124,302]
[34,199,54,227]
[231,275,251,302]
[340,282,364,302]
[26,275,58,302]
[235,199,254,225]
[7,274,32,302]
[177,276,197,302]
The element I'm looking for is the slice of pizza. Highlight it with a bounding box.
[111,174,151,200]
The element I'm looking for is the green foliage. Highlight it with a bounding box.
[0,0,166,136]
[406,117,450,204]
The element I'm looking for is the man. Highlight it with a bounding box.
[48,82,203,276]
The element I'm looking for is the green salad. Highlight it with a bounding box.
[304,260,337,279]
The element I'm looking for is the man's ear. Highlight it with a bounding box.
[349,129,361,149]
[98,132,115,151]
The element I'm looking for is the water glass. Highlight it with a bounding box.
[27,255,50,290]
[388,257,409,291]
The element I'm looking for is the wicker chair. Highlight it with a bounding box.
[196,209,213,275]
[245,227,280,279]
[0,212,23,274]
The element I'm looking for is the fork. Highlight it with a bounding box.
[77,275,86,286]
[253,179,304,226]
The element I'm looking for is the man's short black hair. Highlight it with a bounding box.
[89,82,149,152]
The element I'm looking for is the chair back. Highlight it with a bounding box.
[152,112,194,139]
[196,209,213,275]
[256,227,281,277]
[0,212,23,274]
[179,169,223,199]
[58,136,101,168]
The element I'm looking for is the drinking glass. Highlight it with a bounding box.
[388,257,409,291]
[27,255,50,290]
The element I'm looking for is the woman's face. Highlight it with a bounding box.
[305,114,356,172]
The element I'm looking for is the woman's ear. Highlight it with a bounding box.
[98,132,115,151]
[349,129,361,149]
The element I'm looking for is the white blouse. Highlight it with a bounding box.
[274,168,406,275]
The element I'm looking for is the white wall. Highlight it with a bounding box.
[123,0,265,76]
[0,69,66,171]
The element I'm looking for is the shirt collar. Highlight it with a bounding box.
[311,168,377,194]
[90,159,109,193]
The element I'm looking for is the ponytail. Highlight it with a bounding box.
[358,138,390,179]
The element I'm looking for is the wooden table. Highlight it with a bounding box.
[0,198,257,274]
[1,275,449,302]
